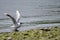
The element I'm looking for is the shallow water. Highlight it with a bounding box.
[0,0,60,32]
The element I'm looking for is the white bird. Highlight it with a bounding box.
[4,10,21,31]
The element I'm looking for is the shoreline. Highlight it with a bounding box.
[0,27,60,40]
[0,25,60,33]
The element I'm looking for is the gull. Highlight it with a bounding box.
[4,10,21,31]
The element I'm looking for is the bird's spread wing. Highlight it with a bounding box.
[16,10,20,23]
[4,13,16,24]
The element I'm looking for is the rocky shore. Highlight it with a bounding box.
[0,27,60,40]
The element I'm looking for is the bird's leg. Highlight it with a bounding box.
[13,28,19,32]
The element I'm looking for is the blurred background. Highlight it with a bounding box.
[0,0,60,32]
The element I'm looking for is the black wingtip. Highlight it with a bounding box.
[20,22,23,24]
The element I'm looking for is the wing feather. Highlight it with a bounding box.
[16,10,20,23]
[4,13,16,24]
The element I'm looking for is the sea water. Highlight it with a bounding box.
[0,0,60,32]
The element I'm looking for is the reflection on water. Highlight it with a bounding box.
[0,0,60,32]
